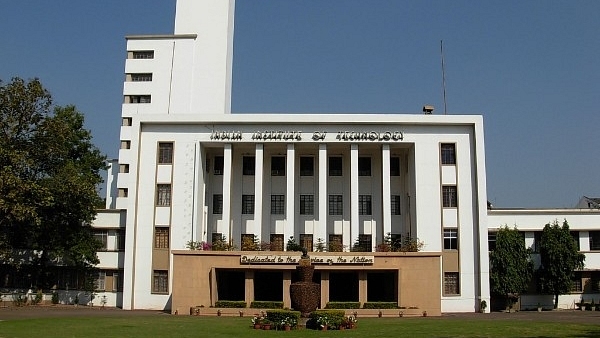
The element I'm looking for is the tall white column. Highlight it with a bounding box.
[350,144,359,250]
[285,144,296,245]
[317,144,328,246]
[381,144,392,243]
[254,144,264,242]
[221,144,233,242]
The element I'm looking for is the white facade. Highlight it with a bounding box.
[91,0,600,311]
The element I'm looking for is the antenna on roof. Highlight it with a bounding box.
[440,40,448,115]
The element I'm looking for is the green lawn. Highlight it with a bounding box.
[1,315,599,338]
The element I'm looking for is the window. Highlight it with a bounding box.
[441,143,456,165]
[115,230,126,251]
[112,271,123,292]
[488,232,496,251]
[271,195,285,215]
[153,270,168,293]
[591,272,600,292]
[444,229,458,250]
[270,234,284,251]
[122,117,132,126]
[391,195,401,215]
[242,195,255,214]
[154,228,169,249]
[96,271,106,291]
[571,231,580,251]
[120,140,131,149]
[212,233,223,244]
[300,195,314,215]
[119,164,129,173]
[156,184,171,206]
[590,231,600,250]
[158,143,173,164]
[533,231,542,252]
[130,73,152,82]
[94,231,108,251]
[358,157,371,176]
[442,186,457,208]
[132,50,154,59]
[571,272,582,292]
[213,156,224,175]
[329,234,343,252]
[359,195,372,215]
[127,95,151,103]
[329,157,342,176]
[271,156,285,176]
[328,195,343,215]
[390,157,400,176]
[300,234,313,252]
[300,157,314,176]
[213,194,223,214]
[243,156,255,175]
[118,188,128,197]
[444,272,460,295]
[358,234,372,252]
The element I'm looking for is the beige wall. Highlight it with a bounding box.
[171,251,441,316]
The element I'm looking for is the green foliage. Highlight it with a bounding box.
[266,310,300,329]
[33,290,43,305]
[537,220,585,309]
[315,238,326,252]
[0,78,106,289]
[215,300,247,308]
[363,302,399,309]
[309,310,345,329]
[250,301,283,309]
[286,236,303,252]
[51,291,59,304]
[489,225,533,308]
[325,301,361,309]
[377,233,424,252]
[241,235,260,251]
[211,236,236,251]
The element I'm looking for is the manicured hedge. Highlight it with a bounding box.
[325,301,361,309]
[266,310,301,329]
[363,302,398,309]
[215,300,247,308]
[250,301,284,309]
[308,310,346,330]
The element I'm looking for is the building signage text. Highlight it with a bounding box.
[209,130,404,143]
[240,254,374,265]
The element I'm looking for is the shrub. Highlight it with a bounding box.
[266,310,300,329]
[33,290,43,305]
[286,236,303,252]
[250,301,283,309]
[363,302,398,309]
[325,301,360,309]
[51,292,59,304]
[214,300,246,308]
[309,310,345,330]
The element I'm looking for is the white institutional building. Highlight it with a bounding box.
[93,0,600,313]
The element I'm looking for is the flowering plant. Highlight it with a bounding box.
[346,315,357,324]
[316,316,329,328]
[280,316,297,327]
[251,315,264,325]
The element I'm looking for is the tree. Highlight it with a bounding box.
[538,220,585,309]
[489,225,534,310]
[0,77,106,289]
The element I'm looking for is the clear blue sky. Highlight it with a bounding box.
[1,1,599,208]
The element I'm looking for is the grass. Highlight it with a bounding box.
[1,315,600,338]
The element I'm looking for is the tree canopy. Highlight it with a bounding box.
[0,77,106,289]
[538,220,585,309]
[489,225,534,309]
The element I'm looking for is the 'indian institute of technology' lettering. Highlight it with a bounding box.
[251,131,302,141]
[336,131,404,141]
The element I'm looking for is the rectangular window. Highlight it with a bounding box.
[571,231,580,251]
[242,195,255,214]
[115,230,126,251]
[118,188,128,198]
[128,95,151,103]
[120,140,131,149]
[358,234,372,252]
[270,234,284,251]
[212,232,223,244]
[571,272,582,292]
[329,157,342,176]
[96,271,106,291]
[213,156,224,175]
[94,231,108,251]
[130,73,153,82]
[533,231,542,253]
[132,50,154,59]
[212,194,223,214]
[122,117,132,126]
[271,195,285,215]
[390,157,400,176]
[488,232,497,251]
[441,143,456,165]
[444,272,460,295]
[328,195,343,215]
[391,195,401,215]
[359,195,372,215]
[442,186,458,208]
[156,184,172,206]
[112,271,123,292]
[242,156,255,175]
[153,270,168,293]
[592,272,600,292]
[300,195,314,215]
[158,142,173,164]
[300,234,313,252]
[154,227,169,249]
[119,164,129,173]
[329,234,343,252]
[271,156,285,176]
[590,231,600,251]
[358,157,371,176]
[300,156,314,176]
[444,229,458,250]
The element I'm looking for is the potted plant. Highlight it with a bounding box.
[480,300,487,313]
[346,315,357,329]
[261,319,272,330]
[251,315,263,329]
[317,316,329,331]
[280,316,295,331]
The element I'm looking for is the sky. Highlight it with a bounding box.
[1,1,599,209]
